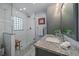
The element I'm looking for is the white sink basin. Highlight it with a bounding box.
[45,37,60,43]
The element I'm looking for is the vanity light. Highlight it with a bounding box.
[23,8,26,10]
[19,8,22,11]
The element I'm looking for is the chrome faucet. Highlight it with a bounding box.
[60,33,65,42]
[55,32,65,42]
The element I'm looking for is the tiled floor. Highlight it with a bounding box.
[15,36,43,56]
[24,45,35,56]
[23,37,43,56]
[15,44,35,56]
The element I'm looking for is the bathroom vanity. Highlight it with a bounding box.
[34,34,79,56]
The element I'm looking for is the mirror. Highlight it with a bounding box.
[47,3,78,41]
[47,4,61,34]
[61,3,75,39]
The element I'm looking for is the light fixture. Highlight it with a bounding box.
[23,8,26,10]
[19,8,22,11]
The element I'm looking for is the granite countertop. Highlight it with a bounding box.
[34,34,79,56]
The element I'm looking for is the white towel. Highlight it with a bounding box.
[60,41,71,49]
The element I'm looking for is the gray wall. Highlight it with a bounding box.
[78,4,79,41]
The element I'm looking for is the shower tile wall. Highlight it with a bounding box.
[0,4,12,46]
[0,3,35,51]
[13,8,35,50]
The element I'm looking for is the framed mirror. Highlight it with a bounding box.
[61,3,78,41]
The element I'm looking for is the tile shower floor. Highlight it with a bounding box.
[15,45,35,56]
[15,37,42,56]
[24,45,35,56]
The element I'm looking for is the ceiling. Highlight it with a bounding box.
[13,3,55,15]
